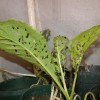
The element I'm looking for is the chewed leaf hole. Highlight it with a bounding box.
[15,49,17,52]
[45,55,48,58]
[25,28,27,31]
[34,48,37,50]
[19,38,21,42]
[12,26,15,29]
[26,33,29,38]
[17,27,19,29]
[82,43,85,47]
[44,45,46,48]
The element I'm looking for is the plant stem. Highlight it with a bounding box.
[0,68,36,77]
[57,52,70,100]
[51,73,70,99]
[70,70,78,100]
[53,88,59,100]
[50,82,55,100]
[73,94,81,100]
[84,92,96,100]
[58,54,67,92]
[57,46,68,93]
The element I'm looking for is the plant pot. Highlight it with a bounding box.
[0,76,38,100]
[76,65,100,100]
[21,84,51,100]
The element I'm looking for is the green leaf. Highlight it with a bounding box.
[70,25,100,70]
[52,35,69,92]
[52,36,69,74]
[0,19,48,71]
[0,19,70,100]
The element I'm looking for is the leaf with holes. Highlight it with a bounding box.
[0,19,70,100]
[52,36,69,74]
[70,25,100,70]
[0,19,48,71]
[52,35,69,92]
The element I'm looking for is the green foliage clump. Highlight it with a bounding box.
[0,19,99,100]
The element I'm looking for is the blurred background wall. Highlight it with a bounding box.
[37,0,100,65]
[0,0,100,81]
[0,0,32,81]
